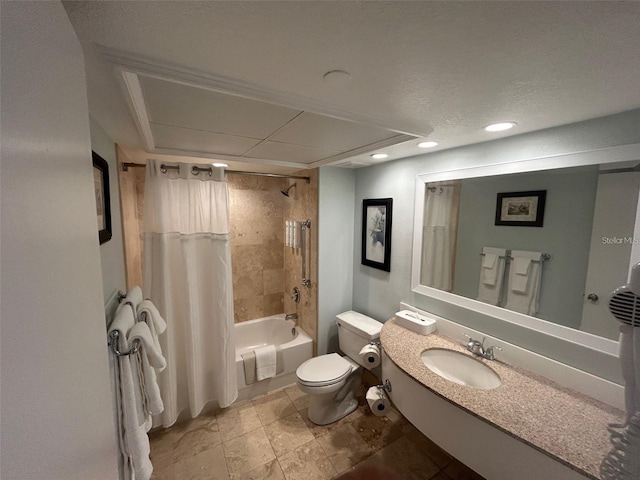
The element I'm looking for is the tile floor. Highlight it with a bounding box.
[149,384,485,480]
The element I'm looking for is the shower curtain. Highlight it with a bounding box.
[421,185,459,291]
[143,160,237,427]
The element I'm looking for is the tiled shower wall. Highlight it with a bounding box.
[283,169,319,353]
[117,157,319,348]
[228,174,287,322]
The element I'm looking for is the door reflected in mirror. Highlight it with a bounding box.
[418,164,640,341]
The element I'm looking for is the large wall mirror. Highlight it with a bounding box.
[412,144,640,356]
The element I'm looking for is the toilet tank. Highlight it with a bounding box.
[336,310,382,367]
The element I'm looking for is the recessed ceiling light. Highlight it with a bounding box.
[212,162,228,168]
[371,153,388,160]
[418,141,439,148]
[484,122,517,132]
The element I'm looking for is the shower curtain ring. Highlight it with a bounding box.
[191,166,200,175]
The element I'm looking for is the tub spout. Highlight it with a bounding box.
[285,313,298,325]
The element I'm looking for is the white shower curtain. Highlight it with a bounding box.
[421,185,458,291]
[143,160,237,427]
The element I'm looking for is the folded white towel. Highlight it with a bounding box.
[482,253,497,269]
[505,250,543,315]
[513,257,531,275]
[123,286,144,316]
[478,247,507,304]
[138,299,167,335]
[128,322,167,371]
[108,304,153,480]
[128,322,166,423]
[242,351,256,385]
[254,345,277,381]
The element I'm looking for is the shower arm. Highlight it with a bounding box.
[301,220,311,287]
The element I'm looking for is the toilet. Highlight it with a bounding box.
[295,310,382,425]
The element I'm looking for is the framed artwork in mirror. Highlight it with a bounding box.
[92,151,112,244]
[362,198,393,271]
[495,190,546,227]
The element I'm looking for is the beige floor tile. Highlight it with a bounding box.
[300,404,364,438]
[149,429,179,470]
[354,436,440,480]
[263,412,315,457]
[349,410,404,451]
[173,415,222,462]
[218,401,263,442]
[252,390,297,425]
[174,444,229,480]
[284,384,310,411]
[278,439,337,480]
[150,463,175,480]
[230,459,286,480]
[223,427,276,476]
[315,424,373,473]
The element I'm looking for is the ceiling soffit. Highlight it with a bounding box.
[102,46,425,169]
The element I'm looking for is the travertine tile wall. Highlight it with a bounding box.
[283,169,319,353]
[116,146,145,290]
[228,174,287,322]
[117,164,319,346]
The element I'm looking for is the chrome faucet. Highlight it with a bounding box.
[462,333,502,360]
[285,313,298,325]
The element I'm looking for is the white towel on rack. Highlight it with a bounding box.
[123,286,144,316]
[254,344,277,381]
[128,322,166,423]
[108,304,153,480]
[511,257,532,293]
[136,300,167,367]
[477,247,507,305]
[505,250,543,316]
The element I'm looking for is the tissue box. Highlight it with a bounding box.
[394,310,437,335]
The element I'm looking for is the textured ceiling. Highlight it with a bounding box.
[64,1,640,171]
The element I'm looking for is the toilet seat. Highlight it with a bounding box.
[296,353,353,387]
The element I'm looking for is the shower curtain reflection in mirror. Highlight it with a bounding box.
[421,183,461,291]
[143,160,237,427]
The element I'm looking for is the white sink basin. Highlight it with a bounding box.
[421,348,501,390]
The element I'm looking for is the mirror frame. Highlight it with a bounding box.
[412,143,640,357]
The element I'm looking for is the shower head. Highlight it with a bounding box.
[281,183,297,197]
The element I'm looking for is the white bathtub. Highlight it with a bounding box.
[234,314,313,401]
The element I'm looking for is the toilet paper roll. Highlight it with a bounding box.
[366,386,387,417]
[359,343,381,369]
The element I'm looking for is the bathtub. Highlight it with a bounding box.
[234,314,313,401]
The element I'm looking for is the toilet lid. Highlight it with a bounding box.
[296,353,352,387]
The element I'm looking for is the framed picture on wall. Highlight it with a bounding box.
[495,190,546,227]
[92,151,112,244]
[362,198,393,271]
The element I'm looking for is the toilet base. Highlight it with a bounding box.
[306,375,360,425]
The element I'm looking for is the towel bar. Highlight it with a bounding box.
[108,330,140,357]
[479,252,551,263]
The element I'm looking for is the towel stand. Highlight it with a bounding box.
[108,330,140,357]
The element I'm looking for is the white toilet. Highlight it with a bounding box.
[295,310,382,425]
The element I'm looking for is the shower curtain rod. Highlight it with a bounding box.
[121,162,310,183]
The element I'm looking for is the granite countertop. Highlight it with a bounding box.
[381,318,625,480]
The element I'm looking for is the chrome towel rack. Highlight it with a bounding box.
[108,330,140,357]
[109,289,140,356]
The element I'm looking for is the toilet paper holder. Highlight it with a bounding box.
[377,379,392,393]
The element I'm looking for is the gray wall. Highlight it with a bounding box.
[90,117,127,308]
[351,109,640,383]
[1,2,119,478]
[318,167,356,354]
[453,166,599,328]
